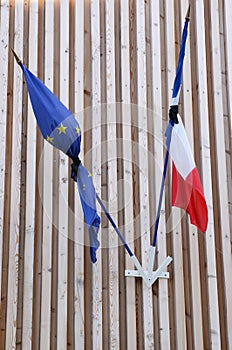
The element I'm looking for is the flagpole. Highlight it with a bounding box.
[11,48,22,65]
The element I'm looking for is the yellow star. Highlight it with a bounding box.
[75,126,81,135]
[88,171,92,177]
[57,123,67,134]
[46,136,54,143]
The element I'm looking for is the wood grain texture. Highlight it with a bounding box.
[206,2,232,349]
[193,1,221,348]
[0,0,10,303]
[135,1,154,349]
[39,1,54,348]
[21,1,38,349]
[73,1,85,349]
[0,1,231,349]
[57,1,69,349]
[180,0,204,348]
[150,1,171,349]
[5,1,24,348]
[120,0,137,349]
[105,1,120,348]
[90,1,102,349]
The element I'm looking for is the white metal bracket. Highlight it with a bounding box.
[125,246,172,288]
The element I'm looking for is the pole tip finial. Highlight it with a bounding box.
[185,5,190,21]
[11,48,22,65]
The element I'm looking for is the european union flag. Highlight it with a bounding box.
[13,50,100,263]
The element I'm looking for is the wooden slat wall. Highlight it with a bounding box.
[0,0,232,349]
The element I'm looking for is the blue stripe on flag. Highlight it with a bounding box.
[172,20,189,99]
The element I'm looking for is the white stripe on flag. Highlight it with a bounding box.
[169,115,195,180]
[171,96,179,106]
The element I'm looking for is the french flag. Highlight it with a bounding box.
[164,8,208,233]
[168,115,208,232]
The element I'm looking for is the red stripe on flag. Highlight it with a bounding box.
[172,162,208,232]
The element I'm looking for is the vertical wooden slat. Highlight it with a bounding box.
[150,1,171,349]
[149,1,161,348]
[206,1,232,348]
[31,2,44,348]
[171,68,187,350]
[165,2,187,348]
[0,0,14,342]
[180,1,204,349]
[157,1,176,349]
[128,1,145,347]
[21,1,38,348]
[74,1,85,349]
[135,1,154,348]
[0,0,10,301]
[223,0,232,246]
[99,1,110,348]
[105,0,119,348]
[67,2,75,345]
[90,0,103,349]
[224,0,232,134]
[114,0,126,348]
[57,0,69,348]
[39,0,54,348]
[193,1,221,348]
[120,0,137,348]
[115,1,129,346]
[5,1,24,348]
[83,2,93,349]
[50,2,59,346]
[40,140,53,350]
[16,2,29,345]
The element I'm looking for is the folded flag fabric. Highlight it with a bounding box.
[73,164,100,263]
[15,54,100,263]
[166,115,208,232]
